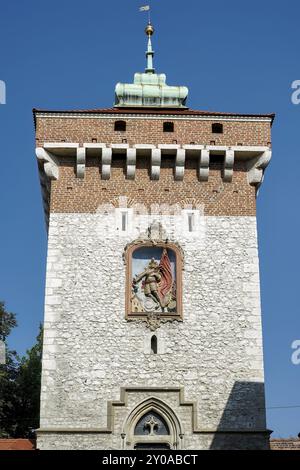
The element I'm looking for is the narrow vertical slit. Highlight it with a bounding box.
[188,213,194,232]
[151,335,158,354]
[121,212,127,231]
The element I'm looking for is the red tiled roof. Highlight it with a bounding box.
[0,439,36,450]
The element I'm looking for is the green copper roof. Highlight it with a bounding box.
[114,23,188,108]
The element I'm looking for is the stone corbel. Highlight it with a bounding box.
[247,149,272,186]
[223,148,235,182]
[151,148,161,180]
[198,148,210,181]
[102,147,112,180]
[76,147,86,179]
[126,148,136,180]
[35,147,59,180]
[175,149,186,181]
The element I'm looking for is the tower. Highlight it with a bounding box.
[34,22,274,450]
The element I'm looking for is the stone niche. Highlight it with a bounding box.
[125,241,183,321]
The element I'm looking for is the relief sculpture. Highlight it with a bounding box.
[131,247,177,314]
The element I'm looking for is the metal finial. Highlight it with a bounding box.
[145,22,155,73]
[145,22,154,36]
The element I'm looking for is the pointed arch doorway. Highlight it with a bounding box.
[123,397,183,450]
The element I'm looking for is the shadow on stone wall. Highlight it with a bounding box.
[209,381,270,450]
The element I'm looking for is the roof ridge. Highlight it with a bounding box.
[32,107,275,118]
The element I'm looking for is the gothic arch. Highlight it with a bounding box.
[122,396,183,449]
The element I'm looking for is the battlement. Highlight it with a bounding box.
[34,108,273,225]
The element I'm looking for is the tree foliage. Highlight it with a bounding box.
[0,301,42,437]
[0,301,17,341]
[15,325,43,436]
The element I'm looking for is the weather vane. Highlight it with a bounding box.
[139,4,151,23]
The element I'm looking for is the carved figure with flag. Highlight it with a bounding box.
[158,249,176,310]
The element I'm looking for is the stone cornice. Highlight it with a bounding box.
[34,111,274,123]
[36,428,271,435]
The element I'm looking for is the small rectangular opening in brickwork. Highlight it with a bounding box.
[210,154,224,169]
[111,155,126,169]
[136,154,150,170]
[212,123,223,134]
[185,156,198,171]
[163,122,174,132]
[114,120,126,132]
[86,156,100,167]
[161,158,175,169]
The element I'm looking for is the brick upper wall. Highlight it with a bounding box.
[34,109,273,217]
[50,158,256,216]
[35,116,271,147]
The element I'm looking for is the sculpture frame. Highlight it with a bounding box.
[125,241,183,321]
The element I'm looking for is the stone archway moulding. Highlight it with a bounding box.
[122,396,184,449]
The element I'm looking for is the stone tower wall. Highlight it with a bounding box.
[35,109,272,449]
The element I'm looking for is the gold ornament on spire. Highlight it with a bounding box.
[145,23,154,36]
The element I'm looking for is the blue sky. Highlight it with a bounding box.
[0,0,299,438]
